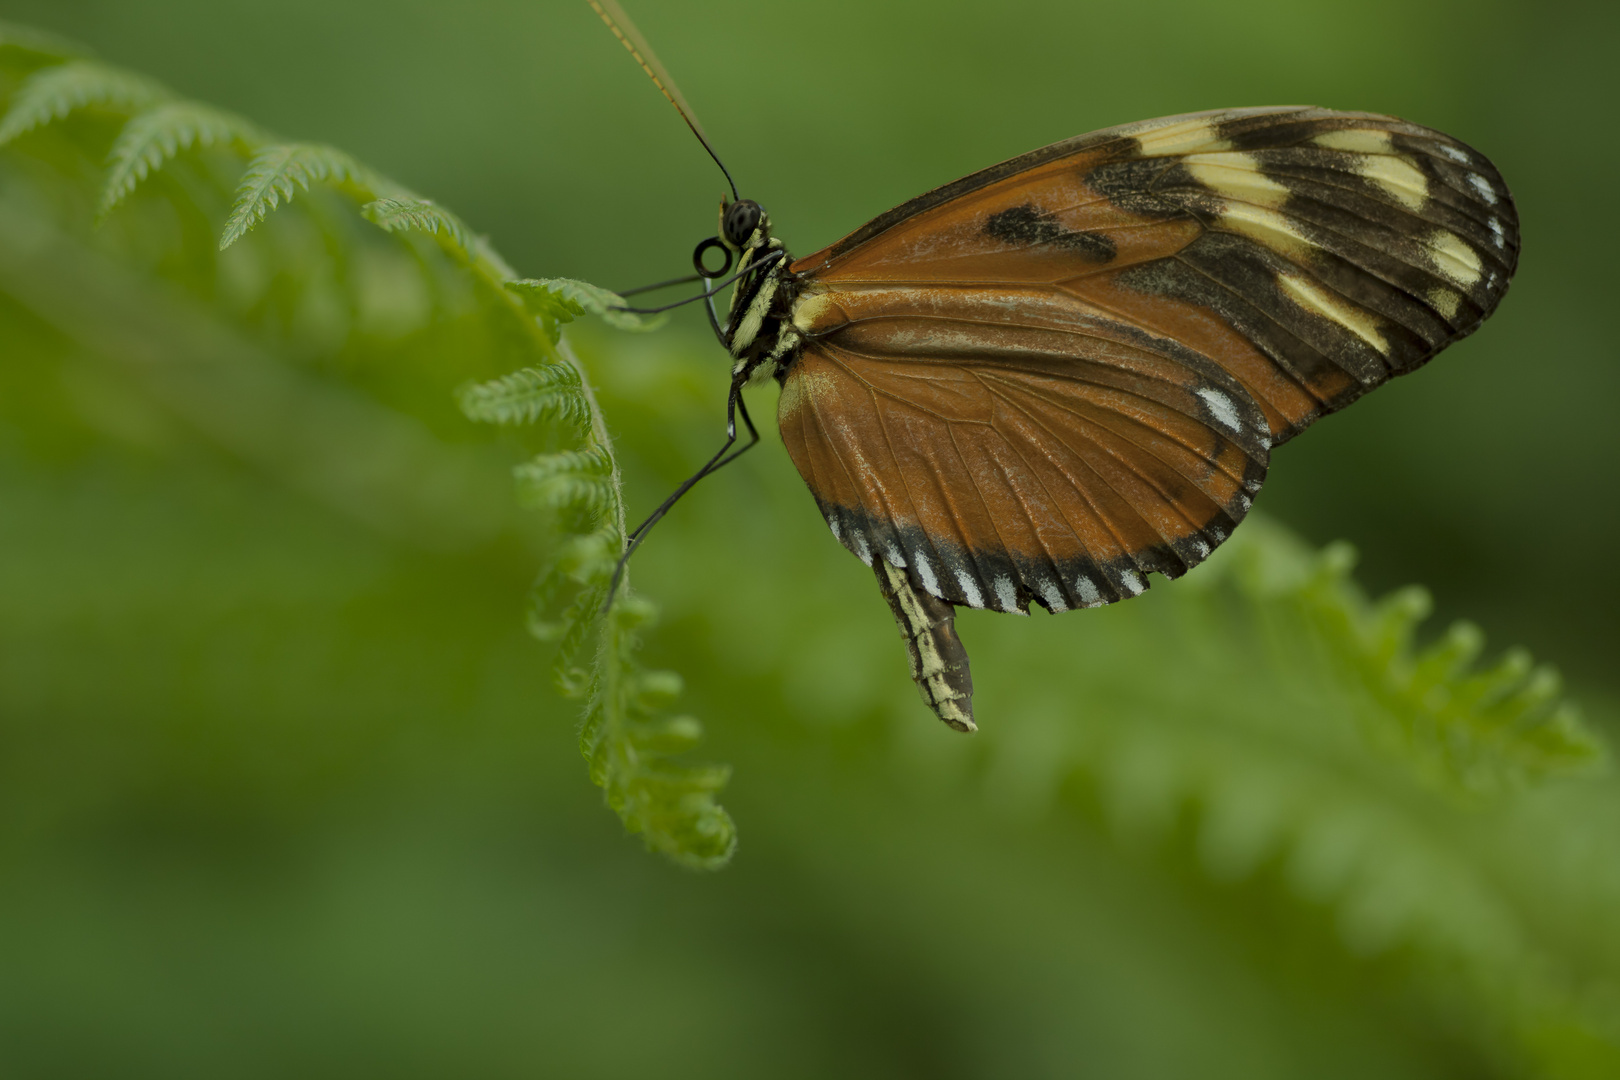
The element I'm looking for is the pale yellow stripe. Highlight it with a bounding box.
[1280,273,1390,356]
[1357,155,1428,210]
[791,291,837,334]
[1423,229,1483,288]
[1135,117,1229,157]
[1217,201,1311,259]
[1183,153,1292,209]
[1427,286,1463,321]
[1312,129,1392,155]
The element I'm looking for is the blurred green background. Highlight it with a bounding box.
[1,0,1617,1076]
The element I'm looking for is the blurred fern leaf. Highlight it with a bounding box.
[1236,532,1604,793]
[460,354,736,865]
[508,277,669,342]
[99,101,264,217]
[220,142,391,249]
[0,20,88,60]
[362,195,472,254]
[456,364,591,430]
[0,58,168,145]
[514,445,616,521]
[580,598,736,869]
[0,36,735,869]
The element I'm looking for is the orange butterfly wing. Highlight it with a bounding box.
[778,106,1518,613]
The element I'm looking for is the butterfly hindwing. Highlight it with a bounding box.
[778,329,1269,614]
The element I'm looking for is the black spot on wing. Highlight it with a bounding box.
[1084,156,1195,219]
[984,204,1116,261]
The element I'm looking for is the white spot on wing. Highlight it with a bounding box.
[1489,218,1507,248]
[1237,494,1252,512]
[914,550,941,598]
[826,515,841,540]
[1436,143,1472,165]
[1191,538,1211,559]
[1196,387,1244,432]
[1075,576,1101,606]
[884,542,907,569]
[955,569,984,609]
[852,531,873,566]
[1467,174,1498,205]
[993,575,1018,612]
[1118,569,1145,596]
[1038,578,1067,612]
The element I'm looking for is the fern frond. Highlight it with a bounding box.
[523,527,621,643]
[555,583,611,697]
[456,364,590,429]
[579,598,737,869]
[1292,541,1603,792]
[98,102,265,218]
[507,277,668,341]
[513,445,615,519]
[361,196,471,254]
[458,334,731,866]
[0,59,168,146]
[219,143,392,249]
[0,21,89,60]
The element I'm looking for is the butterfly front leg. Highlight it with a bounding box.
[872,561,976,732]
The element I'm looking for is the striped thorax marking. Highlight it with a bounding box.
[729,266,780,359]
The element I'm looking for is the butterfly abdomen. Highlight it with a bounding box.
[873,559,975,732]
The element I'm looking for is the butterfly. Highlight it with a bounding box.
[591,1,1520,732]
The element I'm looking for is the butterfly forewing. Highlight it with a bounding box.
[779,106,1517,616]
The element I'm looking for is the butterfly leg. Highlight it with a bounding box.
[873,561,975,732]
[606,380,761,604]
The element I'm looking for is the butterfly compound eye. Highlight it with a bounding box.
[722,199,763,247]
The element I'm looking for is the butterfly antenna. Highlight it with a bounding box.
[587,0,740,202]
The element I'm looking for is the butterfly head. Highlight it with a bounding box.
[719,198,768,251]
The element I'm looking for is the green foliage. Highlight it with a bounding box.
[458,351,737,864]
[458,363,592,429]
[513,444,616,518]
[0,40,733,869]
[1285,541,1603,794]
[361,194,473,255]
[0,20,86,60]
[581,598,736,868]
[0,57,167,144]
[953,514,1619,1070]
[508,276,669,343]
[98,101,263,217]
[220,142,392,248]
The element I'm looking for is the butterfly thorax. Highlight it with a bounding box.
[717,202,803,386]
